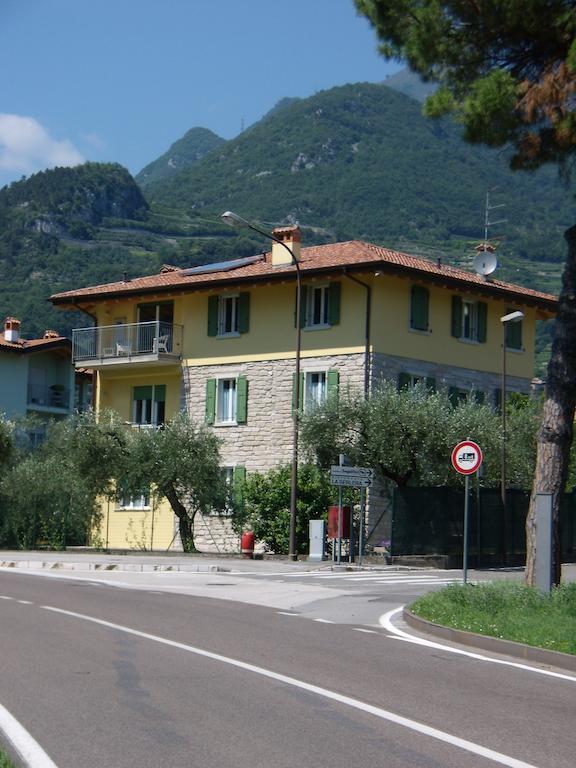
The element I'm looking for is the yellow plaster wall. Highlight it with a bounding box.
[97,368,181,421]
[180,279,367,365]
[95,497,175,550]
[370,276,536,378]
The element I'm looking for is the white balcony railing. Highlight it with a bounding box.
[72,322,183,365]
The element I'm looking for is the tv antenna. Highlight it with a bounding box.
[473,188,507,277]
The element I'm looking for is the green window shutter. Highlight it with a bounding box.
[426,377,436,392]
[448,386,460,407]
[232,466,246,513]
[133,386,152,401]
[494,388,502,411]
[153,385,166,403]
[297,285,308,328]
[451,296,462,338]
[236,376,248,423]
[474,390,485,405]
[328,282,341,326]
[398,372,411,390]
[207,296,219,337]
[410,286,429,331]
[292,372,304,412]
[205,379,216,424]
[327,369,339,399]
[506,318,522,350]
[238,292,250,334]
[477,302,487,343]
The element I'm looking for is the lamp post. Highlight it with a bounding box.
[500,310,524,508]
[221,211,301,561]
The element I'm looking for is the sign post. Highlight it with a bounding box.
[451,441,483,584]
[330,466,374,563]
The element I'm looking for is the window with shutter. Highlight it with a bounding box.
[302,282,341,328]
[205,379,216,424]
[410,286,429,331]
[452,296,487,343]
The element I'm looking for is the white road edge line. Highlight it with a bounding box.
[41,604,538,768]
[0,700,58,768]
[380,606,576,683]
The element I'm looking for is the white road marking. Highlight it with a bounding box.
[0,699,58,767]
[380,607,576,683]
[353,628,377,634]
[17,600,33,605]
[313,618,334,624]
[0,595,13,600]
[41,604,539,768]
[277,611,299,616]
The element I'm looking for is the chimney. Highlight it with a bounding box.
[271,226,301,266]
[4,317,21,343]
[43,330,60,339]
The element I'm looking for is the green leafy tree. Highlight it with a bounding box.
[0,412,129,549]
[355,0,575,584]
[124,412,226,552]
[301,382,537,489]
[234,463,333,555]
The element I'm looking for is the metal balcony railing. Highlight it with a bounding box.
[72,322,183,364]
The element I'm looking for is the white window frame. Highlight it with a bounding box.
[305,285,330,329]
[304,370,328,412]
[132,385,165,427]
[218,294,239,337]
[118,491,150,510]
[461,300,479,342]
[216,378,238,424]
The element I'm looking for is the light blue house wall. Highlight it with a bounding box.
[0,353,28,418]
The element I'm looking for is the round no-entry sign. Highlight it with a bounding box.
[451,440,483,475]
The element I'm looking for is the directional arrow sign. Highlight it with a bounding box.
[330,466,374,487]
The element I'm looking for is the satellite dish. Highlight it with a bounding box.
[473,250,498,276]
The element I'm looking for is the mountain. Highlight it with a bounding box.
[136,127,225,188]
[142,82,572,284]
[1,81,572,369]
[384,68,437,103]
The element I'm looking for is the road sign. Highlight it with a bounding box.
[330,466,374,488]
[451,441,483,475]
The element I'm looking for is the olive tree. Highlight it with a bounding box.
[125,412,227,552]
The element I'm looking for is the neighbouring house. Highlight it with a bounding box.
[50,229,557,552]
[0,317,81,444]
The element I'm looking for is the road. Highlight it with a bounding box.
[0,565,575,767]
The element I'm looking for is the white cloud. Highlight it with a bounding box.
[81,132,107,152]
[0,114,84,178]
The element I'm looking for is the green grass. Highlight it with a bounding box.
[410,581,576,655]
[0,748,14,768]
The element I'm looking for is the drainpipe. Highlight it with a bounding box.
[342,271,371,398]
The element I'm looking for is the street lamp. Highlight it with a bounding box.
[500,310,524,508]
[221,211,302,561]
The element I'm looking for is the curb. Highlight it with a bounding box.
[403,608,576,673]
[0,560,229,574]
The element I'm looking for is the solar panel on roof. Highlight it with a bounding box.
[179,254,264,276]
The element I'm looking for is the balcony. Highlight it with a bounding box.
[27,383,71,412]
[72,322,183,368]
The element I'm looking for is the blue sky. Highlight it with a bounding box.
[0,0,400,188]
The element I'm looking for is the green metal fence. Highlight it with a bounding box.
[391,487,576,567]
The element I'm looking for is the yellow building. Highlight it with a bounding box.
[51,228,556,552]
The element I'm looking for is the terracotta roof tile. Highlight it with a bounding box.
[0,333,70,353]
[50,239,557,311]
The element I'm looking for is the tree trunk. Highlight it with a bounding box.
[526,225,576,586]
[165,484,197,553]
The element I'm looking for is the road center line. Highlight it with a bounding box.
[0,700,58,768]
[41,603,538,768]
[380,607,576,683]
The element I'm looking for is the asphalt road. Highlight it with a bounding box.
[0,568,575,768]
